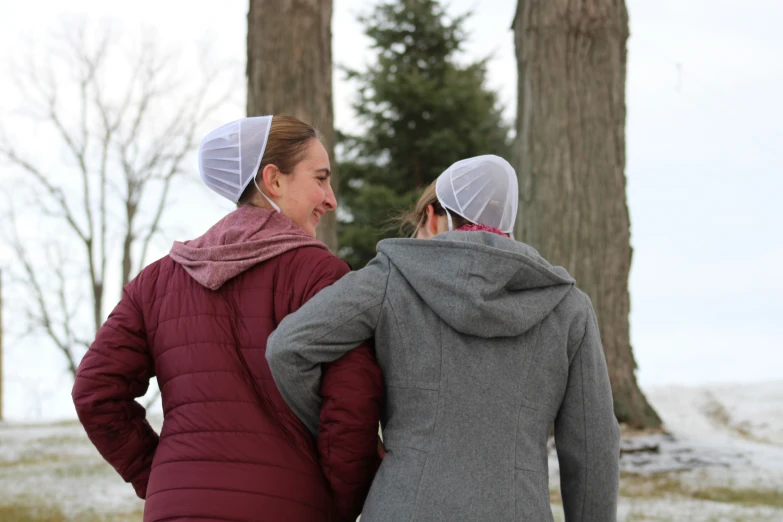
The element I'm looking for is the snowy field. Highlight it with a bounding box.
[1,381,781,521]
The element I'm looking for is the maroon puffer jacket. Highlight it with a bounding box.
[72,208,383,522]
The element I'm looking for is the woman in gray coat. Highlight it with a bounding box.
[267,155,620,522]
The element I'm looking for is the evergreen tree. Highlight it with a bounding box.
[338,0,512,267]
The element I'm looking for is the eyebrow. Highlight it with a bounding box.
[316,168,332,177]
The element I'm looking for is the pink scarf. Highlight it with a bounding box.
[455,223,510,238]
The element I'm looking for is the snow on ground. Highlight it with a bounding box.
[606,381,783,521]
[1,383,781,521]
[643,383,783,482]
[0,418,162,520]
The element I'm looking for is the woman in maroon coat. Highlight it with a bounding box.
[72,115,383,522]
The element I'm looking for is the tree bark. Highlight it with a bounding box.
[513,0,660,428]
[247,0,338,252]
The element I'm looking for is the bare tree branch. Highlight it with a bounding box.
[1,20,235,386]
[135,55,234,274]
[3,202,79,377]
[0,147,88,243]
[50,244,80,364]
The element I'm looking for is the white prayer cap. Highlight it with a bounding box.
[198,116,273,203]
[435,155,519,233]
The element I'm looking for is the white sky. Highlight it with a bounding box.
[0,0,781,420]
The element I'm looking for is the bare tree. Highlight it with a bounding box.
[0,22,233,404]
[247,0,338,252]
[513,0,661,428]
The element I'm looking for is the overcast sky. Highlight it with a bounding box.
[0,0,781,420]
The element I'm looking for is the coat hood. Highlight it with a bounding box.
[376,232,575,337]
[169,206,327,290]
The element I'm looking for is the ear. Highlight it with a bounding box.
[261,164,283,197]
[426,204,439,237]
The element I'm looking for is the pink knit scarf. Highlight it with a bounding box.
[454,223,510,238]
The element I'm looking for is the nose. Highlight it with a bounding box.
[324,183,337,211]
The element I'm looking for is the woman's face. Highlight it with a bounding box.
[265,139,336,237]
[415,204,449,239]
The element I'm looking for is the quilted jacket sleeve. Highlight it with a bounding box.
[318,340,382,521]
[293,249,384,521]
[71,274,158,499]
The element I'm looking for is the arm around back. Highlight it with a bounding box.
[268,252,390,435]
[291,249,386,521]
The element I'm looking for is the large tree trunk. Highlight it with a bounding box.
[247,0,338,252]
[513,0,660,429]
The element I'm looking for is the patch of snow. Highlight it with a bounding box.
[2,382,783,521]
[0,417,162,518]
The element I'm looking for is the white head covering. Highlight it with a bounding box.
[435,154,519,233]
[198,116,280,210]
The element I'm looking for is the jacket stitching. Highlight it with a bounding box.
[165,399,258,416]
[152,459,321,477]
[159,430,298,444]
[148,313,276,335]
[145,486,329,513]
[83,344,144,370]
[155,342,237,360]
[158,369,247,389]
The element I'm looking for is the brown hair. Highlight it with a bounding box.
[238,115,320,206]
[397,180,469,237]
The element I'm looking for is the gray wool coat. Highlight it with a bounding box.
[267,232,620,522]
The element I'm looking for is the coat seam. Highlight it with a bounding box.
[514,323,542,518]
[579,345,588,519]
[576,295,590,518]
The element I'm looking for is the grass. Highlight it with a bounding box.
[620,472,783,509]
[0,503,68,522]
[549,485,562,504]
[3,418,780,521]
[690,486,783,508]
[0,501,142,522]
[0,452,86,470]
[547,471,783,522]
[0,419,81,431]
[0,450,110,484]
